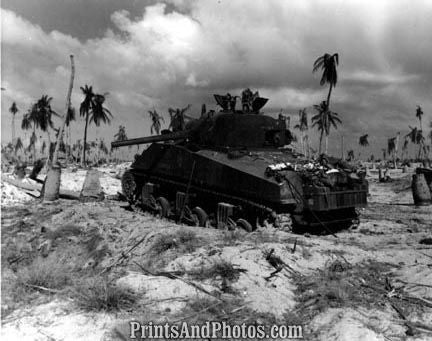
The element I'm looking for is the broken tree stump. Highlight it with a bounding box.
[80,169,105,201]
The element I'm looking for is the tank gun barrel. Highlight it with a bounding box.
[111,130,189,148]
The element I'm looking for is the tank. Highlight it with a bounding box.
[112,92,368,232]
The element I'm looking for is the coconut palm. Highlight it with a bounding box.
[114,125,128,142]
[65,106,76,162]
[406,126,425,160]
[9,102,19,143]
[168,104,191,132]
[14,137,23,155]
[416,105,424,131]
[35,95,57,131]
[313,53,339,109]
[149,109,164,135]
[311,101,342,154]
[21,109,38,161]
[27,95,59,161]
[79,85,94,166]
[388,137,398,168]
[114,125,128,163]
[401,137,409,160]
[90,94,112,126]
[294,108,308,155]
[80,85,112,166]
[359,134,369,147]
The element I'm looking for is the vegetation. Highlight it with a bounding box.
[313,53,339,111]
[169,104,191,132]
[16,254,73,290]
[149,109,164,135]
[9,102,19,144]
[79,85,112,166]
[311,101,341,154]
[359,134,369,147]
[294,108,309,156]
[72,275,137,311]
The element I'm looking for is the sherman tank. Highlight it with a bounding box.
[112,92,368,232]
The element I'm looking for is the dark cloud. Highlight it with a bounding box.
[1,0,432,157]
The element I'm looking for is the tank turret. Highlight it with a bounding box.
[112,93,293,150]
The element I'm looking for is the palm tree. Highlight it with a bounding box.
[313,53,339,110]
[114,125,128,142]
[65,106,76,162]
[9,102,19,143]
[24,95,59,162]
[114,125,128,163]
[416,105,424,131]
[168,104,191,132]
[79,85,94,166]
[406,126,425,160]
[149,109,164,135]
[80,85,112,166]
[402,137,409,160]
[98,139,109,162]
[90,94,112,126]
[381,148,387,161]
[311,101,342,154]
[21,109,37,161]
[34,95,58,149]
[14,137,23,155]
[388,137,397,168]
[359,134,369,147]
[294,108,308,155]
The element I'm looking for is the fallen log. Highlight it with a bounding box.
[1,175,80,200]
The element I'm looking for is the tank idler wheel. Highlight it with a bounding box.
[156,197,171,218]
[236,218,253,232]
[192,207,209,227]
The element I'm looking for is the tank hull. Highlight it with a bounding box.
[126,142,367,230]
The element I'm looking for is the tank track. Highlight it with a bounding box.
[121,171,358,233]
[122,170,292,232]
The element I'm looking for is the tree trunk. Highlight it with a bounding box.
[326,84,333,110]
[341,135,344,160]
[82,113,89,167]
[52,55,74,165]
[32,126,37,162]
[418,143,423,160]
[325,135,328,154]
[319,131,323,154]
[43,55,75,202]
[12,115,15,143]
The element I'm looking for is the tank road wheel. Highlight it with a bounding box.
[192,207,209,227]
[156,197,171,218]
[275,214,293,232]
[121,170,137,203]
[236,218,253,232]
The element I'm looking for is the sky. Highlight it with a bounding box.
[1,0,432,158]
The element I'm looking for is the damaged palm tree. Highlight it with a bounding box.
[43,55,75,201]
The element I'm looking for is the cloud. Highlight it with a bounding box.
[1,0,432,158]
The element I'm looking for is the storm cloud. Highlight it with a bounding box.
[1,0,432,156]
